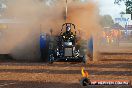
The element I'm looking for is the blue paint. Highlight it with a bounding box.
[88,37,93,54]
[40,33,47,49]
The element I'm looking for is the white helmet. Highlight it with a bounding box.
[66,26,71,32]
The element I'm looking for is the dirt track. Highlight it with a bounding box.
[0,55,132,88]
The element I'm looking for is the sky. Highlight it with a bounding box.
[0,0,126,19]
[96,0,132,25]
[97,0,126,19]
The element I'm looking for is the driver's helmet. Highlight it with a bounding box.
[66,26,71,32]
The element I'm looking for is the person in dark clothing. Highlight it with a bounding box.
[62,26,75,43]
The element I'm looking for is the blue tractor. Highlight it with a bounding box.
[40,23,93,63]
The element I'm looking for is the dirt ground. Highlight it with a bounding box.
[0,54,132,88]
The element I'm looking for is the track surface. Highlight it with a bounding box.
[0,59,132,88]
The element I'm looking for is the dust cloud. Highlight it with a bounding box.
[67,1,101,39]
[67,1,102,61]
[0,0,101,61]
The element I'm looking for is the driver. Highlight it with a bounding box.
[62,25,75,42]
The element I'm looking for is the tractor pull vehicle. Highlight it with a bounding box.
[48,23,87,64]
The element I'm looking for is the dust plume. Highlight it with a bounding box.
[67,1,101,39]
[67,1,102,61]
[1,0,66,61]
[0,0,101,61]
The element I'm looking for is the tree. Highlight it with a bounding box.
[125,0,132,14]
[115,0,132,19]
[114,0,125,4]
[100,15,114,27]
[120,11,125,17]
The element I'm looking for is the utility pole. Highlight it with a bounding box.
[64,0,68,22]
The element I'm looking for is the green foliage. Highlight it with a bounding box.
[114,0,125,4]
[115,0,132,19]
[100,15,114,27]
[126,0,132,14]
[115,0,132,14]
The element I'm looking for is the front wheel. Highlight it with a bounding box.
[82,55,88,64]
[48,53,54,64]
